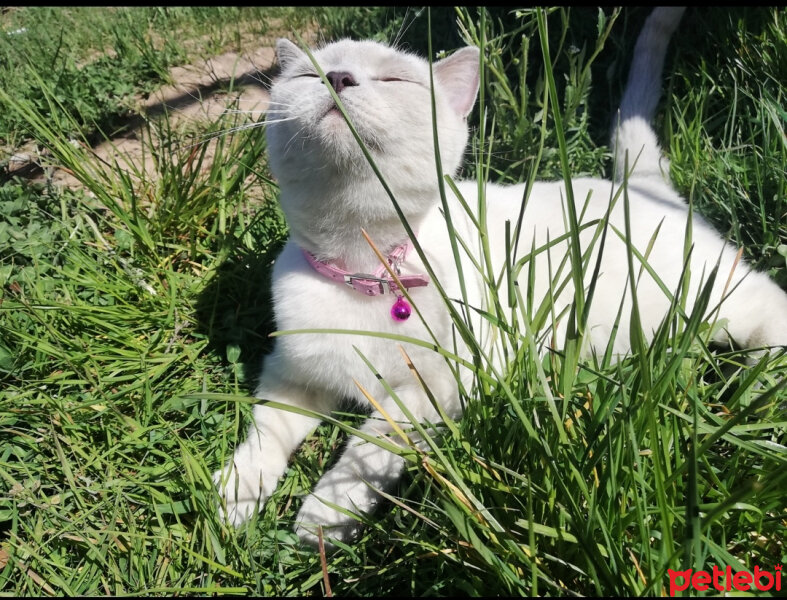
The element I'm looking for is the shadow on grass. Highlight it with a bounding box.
[194,222,287,393]
[1,60,279,184]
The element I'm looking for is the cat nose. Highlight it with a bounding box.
[325,71,358,93]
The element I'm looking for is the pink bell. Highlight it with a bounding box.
[391,296,411,321]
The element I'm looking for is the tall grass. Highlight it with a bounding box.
[0,7,309,145]
[0,6,785,596]
[292,7,787,595]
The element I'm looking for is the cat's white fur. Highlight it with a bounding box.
[214,8,787,545]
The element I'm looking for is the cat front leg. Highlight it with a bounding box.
[293,411,409,546]
[294,380,457,547]
[213,371,335,526]
[711,271,787,359]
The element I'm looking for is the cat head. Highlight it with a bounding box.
[265,38,480,228]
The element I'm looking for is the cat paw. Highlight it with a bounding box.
[294,494,363,548]
[212,464,271,526]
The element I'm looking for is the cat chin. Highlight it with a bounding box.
[315,116,375,157]
[321,105,342,120]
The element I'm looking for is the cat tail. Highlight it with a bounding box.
[611,7,685,182]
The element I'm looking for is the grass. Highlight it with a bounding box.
[1,5,786,596]
[0,6,309,145]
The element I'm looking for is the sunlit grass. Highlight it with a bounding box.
[1,6,785,596]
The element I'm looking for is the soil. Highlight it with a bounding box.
[6,26,316,191]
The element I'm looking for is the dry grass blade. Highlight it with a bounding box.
[317,527,333,597]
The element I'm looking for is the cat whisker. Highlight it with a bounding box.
[391,7,423,50]
[283,125,313,157]
[177,127,264,151]
[204,120,267,137]
[261,118,298,126]
[176,117,297,151]
[246,70,275,87]
[220,109,270,115]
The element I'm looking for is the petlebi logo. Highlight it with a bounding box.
[668,564,782,596]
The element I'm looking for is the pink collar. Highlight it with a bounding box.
[301,241,430,297]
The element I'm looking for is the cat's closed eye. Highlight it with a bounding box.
[289,71,320,79]
[374,77,423,87]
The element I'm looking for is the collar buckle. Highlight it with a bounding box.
[344,273,392,295]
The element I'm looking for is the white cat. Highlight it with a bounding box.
[214,7,787,546]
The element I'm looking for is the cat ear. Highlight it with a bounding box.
[433,46,480,118]
[276,38,308,70]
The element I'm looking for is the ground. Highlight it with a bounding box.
[5,26,318,191]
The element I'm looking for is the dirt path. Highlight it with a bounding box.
[8,30,312,190]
